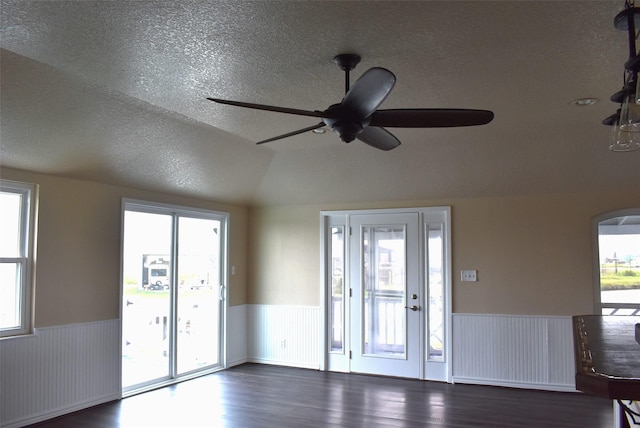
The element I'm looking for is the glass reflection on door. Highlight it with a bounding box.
[330,226,345,353]
[176,217,221,374]
[122,211,172,388]
[362,226,406,357]
[427,224,444,361]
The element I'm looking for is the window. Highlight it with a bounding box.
[0,180,37,337]
[594,210,640,315]
[329,225,345,353]
[426,223,444,361]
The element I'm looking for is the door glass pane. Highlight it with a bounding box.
[362,226,406,357]
[427,225,444,361]
[122,211,172,389]
[176,217,221,374]
[330,226,344,352]
[598,215,640,315]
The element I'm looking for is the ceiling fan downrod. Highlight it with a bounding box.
[334,53,361,94]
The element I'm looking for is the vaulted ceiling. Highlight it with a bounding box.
[1,1,638,206]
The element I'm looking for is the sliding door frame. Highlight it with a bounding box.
[120,198,229,397]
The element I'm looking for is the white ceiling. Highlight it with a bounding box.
[1,1,638,206]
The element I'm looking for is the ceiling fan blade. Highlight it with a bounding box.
[208,98,328,119]
[369,109,494,128]
[356,126,401,151]
[341,68,396,118]
[256,122,326,145]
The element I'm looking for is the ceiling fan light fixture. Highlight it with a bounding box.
[330,121,364,143]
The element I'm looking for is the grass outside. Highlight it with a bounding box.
[123,285,168,299]
[123,283,215,300]
[600,269,640,291]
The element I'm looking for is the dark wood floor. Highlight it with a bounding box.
[28,363,613,427]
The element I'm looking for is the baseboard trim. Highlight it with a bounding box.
[3,393,120,428]
[248,357,320,371]
[227,357,248,368]
[452,376,577,393]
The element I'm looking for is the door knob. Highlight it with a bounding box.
[405,305,420,311]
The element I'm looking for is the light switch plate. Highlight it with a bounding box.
[461,269,477,282]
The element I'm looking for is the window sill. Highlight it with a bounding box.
[0,329,38,341]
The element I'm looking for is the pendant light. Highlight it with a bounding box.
[605,1,640,152]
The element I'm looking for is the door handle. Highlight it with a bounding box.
[405,305,420,311]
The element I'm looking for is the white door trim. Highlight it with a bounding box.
[320,207,452,382]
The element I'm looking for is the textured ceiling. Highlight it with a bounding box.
[1,1,638,206]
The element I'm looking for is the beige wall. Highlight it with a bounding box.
[1,168,248,328]
[248,188,640,315]
[4,164,639,326]
[248,204,321,306]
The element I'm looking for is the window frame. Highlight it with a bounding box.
[592,208,640,315]
[0,179,38,338]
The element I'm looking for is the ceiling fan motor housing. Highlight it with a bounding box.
[329,121,363,143]
[322,103,370,143]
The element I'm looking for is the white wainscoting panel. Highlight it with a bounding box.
[0,319,121,428]
[227,304,248,367]
[0,309,577,427]
[247,304,320,369]
[452,314,575,391]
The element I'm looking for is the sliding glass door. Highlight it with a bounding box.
[176,216,222,374]
[121,200,227,394]
[122,210,172,388]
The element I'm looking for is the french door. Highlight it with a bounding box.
[323,207,451,382]
[121,200,227,395]
[349,213,421,378]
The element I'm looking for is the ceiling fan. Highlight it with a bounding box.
[208,54,494,151]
